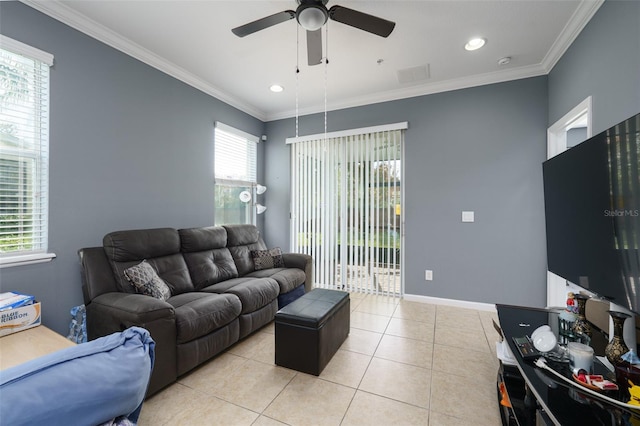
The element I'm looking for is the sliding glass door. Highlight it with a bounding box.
[290,127,404,296]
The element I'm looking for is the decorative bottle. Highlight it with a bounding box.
[605,310,630,366]
[571,294,592,340]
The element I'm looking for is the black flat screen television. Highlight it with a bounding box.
[543,113,640,314]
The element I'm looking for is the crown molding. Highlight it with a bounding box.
[541,0,604,73]
[266,63,547,121]
[20,0,267,121]
[269,0,604,121]
[21,0,602,124]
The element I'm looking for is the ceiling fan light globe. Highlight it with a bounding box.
[297,6,328,31]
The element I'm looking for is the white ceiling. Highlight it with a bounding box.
[24,0,603,121]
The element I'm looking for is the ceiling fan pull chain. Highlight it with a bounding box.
[325,20,329,65]
[295,24,300,139]
[323,22,328,143]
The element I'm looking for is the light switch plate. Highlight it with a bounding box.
[462,211,475,222]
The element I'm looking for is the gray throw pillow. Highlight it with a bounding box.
[252,247,285,271]
[124,260,171,301]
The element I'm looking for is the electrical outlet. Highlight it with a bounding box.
[425,270,433,281]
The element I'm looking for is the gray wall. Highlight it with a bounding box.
[265,77,549,306]
[0,2,264,335]
[3,0,638,336]
[264,0,640,307]
[548,0,640,133]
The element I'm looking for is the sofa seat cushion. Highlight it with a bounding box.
[168,293,242,344]
[202,277,279,314]
[247,268,306,294]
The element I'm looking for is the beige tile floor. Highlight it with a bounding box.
[139,292,503,426]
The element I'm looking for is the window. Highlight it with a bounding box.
[214,122,258,226]
[0,36,55,267]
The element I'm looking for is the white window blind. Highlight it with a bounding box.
[0,36,55,266]
[214,122,257,185]
[214,122,258,225]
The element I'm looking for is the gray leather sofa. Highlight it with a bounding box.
[78,224,312,396]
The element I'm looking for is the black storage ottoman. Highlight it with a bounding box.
[275,289,350,375]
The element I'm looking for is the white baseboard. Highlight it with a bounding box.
[403,293,496,313]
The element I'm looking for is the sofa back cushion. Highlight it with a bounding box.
[103,228,194,295]
[223,225,267,276]
[179,226,239,290]
[179,226,227,252]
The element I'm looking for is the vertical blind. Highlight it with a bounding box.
[289,124,405,296]
[0,37,53,257]
[608,114,640,306]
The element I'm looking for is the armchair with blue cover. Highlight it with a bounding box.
[0,326,154,426]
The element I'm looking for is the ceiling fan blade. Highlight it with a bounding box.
[232,10,295,37]
[307,29,323,66]
[328,5,395,38]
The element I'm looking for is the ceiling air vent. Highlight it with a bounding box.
[397,65,430,84]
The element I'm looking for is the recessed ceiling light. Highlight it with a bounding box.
[270,84,284,93]
[465,37,486,51]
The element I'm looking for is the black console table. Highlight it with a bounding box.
[496,304,640,426]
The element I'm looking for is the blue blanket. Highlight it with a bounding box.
[0,327,155,426]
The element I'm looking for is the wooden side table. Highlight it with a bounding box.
[0,326,75,370]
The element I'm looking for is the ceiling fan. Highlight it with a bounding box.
[232,0,395,66]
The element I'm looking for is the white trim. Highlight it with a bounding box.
[215,122,259,144]
[403,293,497,313]
[0,252,56,269]
[21,0,599,122]
[286,122,408,144]
[0,35,54,66]
[547,96,592,158]
[21,0,266,121]
[271,65,547,121]
[541,0,604,73]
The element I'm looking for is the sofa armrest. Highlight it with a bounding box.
[79,247,120,303]
[282,253,314,292]
[86,292,177,396]
[86,293,174,338]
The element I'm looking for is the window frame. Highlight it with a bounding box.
[214,122,259,226]
[0,36,56,268]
